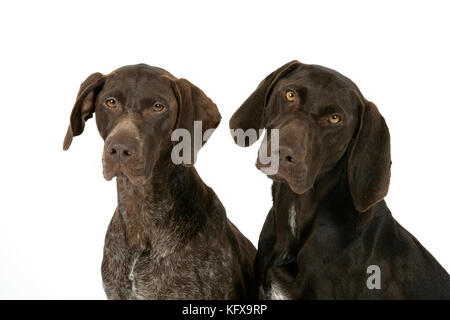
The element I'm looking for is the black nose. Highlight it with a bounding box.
[107,142,134,164]
[279,145,296,165]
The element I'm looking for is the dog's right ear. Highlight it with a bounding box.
[171,78,221,166]
[63,72,105,150]
[229,60,301,147]
[347,99,391,213]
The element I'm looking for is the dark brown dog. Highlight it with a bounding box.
[230,60,450,299]
[64,64,256,299]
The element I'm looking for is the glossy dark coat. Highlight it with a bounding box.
[230,60,450,299]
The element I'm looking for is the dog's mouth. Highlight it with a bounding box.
[257,160,312,194]
[266,172,286,182]
[103,163,149,187]
[266,169,300,187]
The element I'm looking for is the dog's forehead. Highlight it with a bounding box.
[104,64,175,96]
[282,65,354,90]
[277,65,358,109]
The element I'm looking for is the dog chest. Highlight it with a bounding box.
[126,242,234,299]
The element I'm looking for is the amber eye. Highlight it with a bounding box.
[153,103,165,112]
[328,114,341,124]
[285,90,296,102]
[104,98,117,108]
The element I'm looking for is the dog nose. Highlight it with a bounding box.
[279,145,296,165]
[107,142,135,164]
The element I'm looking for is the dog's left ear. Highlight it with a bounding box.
[229,60,301,147]
[63,72,105,150]
[171,78,221,166]
[347,98,391,213]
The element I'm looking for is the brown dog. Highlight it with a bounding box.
[230,60,450,299]
[64,64,256,299]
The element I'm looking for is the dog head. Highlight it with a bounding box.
[230,61,391,212]
[64,64,221,186]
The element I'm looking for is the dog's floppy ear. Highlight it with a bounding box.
[347,99,391,213]
[63,72,105,150]
[229,60,301,147]
[171,78,221,166]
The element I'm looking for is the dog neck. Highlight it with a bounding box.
[115,158,208,253]
[272,158,354,246]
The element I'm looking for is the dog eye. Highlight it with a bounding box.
[328,114,341,124]
[153,103,165,112]
[104,98,117,108]
[285,90,296,102]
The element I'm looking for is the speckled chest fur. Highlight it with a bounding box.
[127,233,234,299]
[100,167,256,300]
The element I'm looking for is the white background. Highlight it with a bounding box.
[1,0,449,299]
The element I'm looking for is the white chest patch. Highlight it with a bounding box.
[288,204,297,236]
[128,257,138,281]
[128,257,145,299]
[269,282,290,300]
